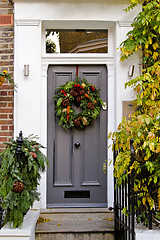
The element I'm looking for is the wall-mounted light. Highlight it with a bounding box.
[138,63,143,75]
[24,65,29,76]
[128,65,134,77]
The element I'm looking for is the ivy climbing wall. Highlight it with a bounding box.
[0,0,14,152]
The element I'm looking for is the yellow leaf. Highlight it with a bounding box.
[145,42,148,49]
[149,142,154,151]
[148,38,152,45]
[153,52,159,61]
[102,218,114,221]
[142,197,146,205]
[131,0,138,3]
[153,42,158,50]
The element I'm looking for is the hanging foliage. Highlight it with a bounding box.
[53,76,103,130]
[0,134,48,228]
[109,0,160,225]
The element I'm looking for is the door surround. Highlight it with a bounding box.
[40,21,116,208]
[40,55,115,208]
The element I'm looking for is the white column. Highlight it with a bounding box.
[14,19,42,209]
[14,19,42,138]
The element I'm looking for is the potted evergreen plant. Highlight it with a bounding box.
[0,131,48,228]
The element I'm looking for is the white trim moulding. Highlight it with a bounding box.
[16,19,41,26]
[118,21,132,27]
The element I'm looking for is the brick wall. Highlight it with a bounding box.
[0,0,14,152]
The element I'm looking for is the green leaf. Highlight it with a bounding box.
[57,97,63,107]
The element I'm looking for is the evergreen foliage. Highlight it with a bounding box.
[0,134,48,228]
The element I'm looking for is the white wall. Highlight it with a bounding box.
[14,0,141,22]
[14,0,142,209]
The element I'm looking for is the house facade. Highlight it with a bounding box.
[3,0,142,209]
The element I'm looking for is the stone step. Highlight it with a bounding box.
[36,232,114,240]
[35,208,114,240]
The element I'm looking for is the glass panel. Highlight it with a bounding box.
[46,30,108,54]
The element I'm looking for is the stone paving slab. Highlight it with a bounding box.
[36,209,114,234]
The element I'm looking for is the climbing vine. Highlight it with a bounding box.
[109,0,160,225]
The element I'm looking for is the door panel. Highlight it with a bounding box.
[47,65,108,207]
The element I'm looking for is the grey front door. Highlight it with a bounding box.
[47,65,108,207]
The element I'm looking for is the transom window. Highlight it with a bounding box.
[46,29,108,54]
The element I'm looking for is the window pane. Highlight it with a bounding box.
[46,30,108,54]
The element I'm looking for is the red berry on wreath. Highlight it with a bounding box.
[90,85,95,91]
[30,151,37,158]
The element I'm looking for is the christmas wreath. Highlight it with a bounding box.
[53,76,103,130]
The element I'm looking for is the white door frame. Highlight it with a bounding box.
[40,21,116,209]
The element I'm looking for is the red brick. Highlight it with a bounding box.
[0,96,13,101]
[0,108,12,113]
[1,126,8,130]
[9,125,13,131]
[0,114,8,118]
[0,137,8,142]
[8,90,14,96]
[0,102,7,107]
[7,102,13,107]
[0,91,7,95]
[0,132,12,136]
[0,119,12,124]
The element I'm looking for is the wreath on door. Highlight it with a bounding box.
[53,76,103,130]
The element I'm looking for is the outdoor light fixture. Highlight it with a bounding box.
[24,65,29,76]
[128,65,134,77]
[138,63,143,75]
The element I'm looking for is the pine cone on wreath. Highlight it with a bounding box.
[73,119,81,127]
[79,89,85,95]
[87,102,95,109]
[13,181,24,193]
[70,88,78,97]
[62,98,69,107]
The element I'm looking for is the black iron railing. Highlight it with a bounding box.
[114,138,159,239]
[114,139,135,240]
[0,206,3,229]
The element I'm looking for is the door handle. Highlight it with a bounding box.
[102,102,107,111]
[74,142,80,148]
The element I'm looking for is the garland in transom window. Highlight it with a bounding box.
[53,76,103,130]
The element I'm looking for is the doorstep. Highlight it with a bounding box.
[36,208,114,240]
[0,209,40,240]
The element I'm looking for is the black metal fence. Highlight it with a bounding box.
[113,138,159,240]
[0,206,3,229]
[114,139,135,240]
